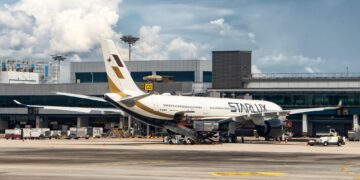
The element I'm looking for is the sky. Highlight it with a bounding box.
[0,0,359,74]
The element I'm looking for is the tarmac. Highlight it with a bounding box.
[0,138,359,180]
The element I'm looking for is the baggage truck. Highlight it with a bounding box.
[5,129,21,139]
[30,128,50,139]
[316,129,338,137]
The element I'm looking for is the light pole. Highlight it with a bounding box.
[120,35,139,136]
[51,54,66,83]
[120,35,139,62]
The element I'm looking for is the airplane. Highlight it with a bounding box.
[14,39,341,143]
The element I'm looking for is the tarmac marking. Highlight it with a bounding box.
[211,172,284,177]
[340,164,360,179]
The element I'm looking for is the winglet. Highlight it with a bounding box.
[13,100,26,107]
[337,100,342,108]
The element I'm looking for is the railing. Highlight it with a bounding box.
[251,72,360,79]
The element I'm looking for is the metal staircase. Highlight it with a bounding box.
[164,123,199,142]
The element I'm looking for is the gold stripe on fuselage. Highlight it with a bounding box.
[134,100,173,118]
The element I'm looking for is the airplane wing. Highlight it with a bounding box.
[55,92,107,102]
[13,100,123,115]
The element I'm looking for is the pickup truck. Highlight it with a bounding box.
[308,136,345,146]
[315,129,338,137]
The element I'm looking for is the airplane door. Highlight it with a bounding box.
[201,100,209,116]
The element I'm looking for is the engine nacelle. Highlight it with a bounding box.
[255,118,284,138]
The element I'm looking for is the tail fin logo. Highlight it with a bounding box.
[108,54,125,79]
[111,54,124,67]
[108,54,123,67]
[101,39,145,96]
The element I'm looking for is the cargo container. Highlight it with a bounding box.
[67,127,90,139]
[193,121,219,132]
[22,128,31,139]
[348,130,360,141]
[76,127,89,138]
[30,128,50,139]
[50,130,61,139]
[91,127,103,138]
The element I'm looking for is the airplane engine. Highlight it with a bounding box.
[255,118,284,138]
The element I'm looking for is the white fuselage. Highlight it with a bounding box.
[106,93,283,121]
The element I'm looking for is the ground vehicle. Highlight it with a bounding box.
[5,129,21,139]
[308,136,344,146]
[347,130,360,141]
[30,128,50,139]
[164,135,194,144]
[316,129,338,137]
[309,129,346,146]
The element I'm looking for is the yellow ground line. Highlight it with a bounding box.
[211,172,285,177]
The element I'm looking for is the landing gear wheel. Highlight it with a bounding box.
[337,142,342,146]
[323,141,328,146]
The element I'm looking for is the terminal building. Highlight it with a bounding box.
[0,60,211,136]
[0,52,359,137]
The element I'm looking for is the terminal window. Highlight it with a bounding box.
[76,72,155,83]
[131,72,152,82]
[75,72,92,83]
[203,71,212,82]
[92,72,107,83]
[75,72,108,83]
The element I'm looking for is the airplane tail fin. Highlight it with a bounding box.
[101,39,144,97]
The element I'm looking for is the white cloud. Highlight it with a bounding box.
[259,53,322,65]
[259,53,287,64]
[247,32,256,44]
[209,18,224,26]
[70,54,82,62]
[209,18,232,36]
[0,8,35,31]
[256,52,324,73]
[167,37,198,59]
[0,0,122,59]
[132,25,168,60]
[133,25,205,60]
[252,65,262,74]
[304,66,320,73]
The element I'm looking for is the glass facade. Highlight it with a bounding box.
[131,72,152,82]
[92,72,107,83]
[203,71,212,82]
[0,95,112,108]
[75,72,93,83]
[76,72,150,83]
[156,71,195,82]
